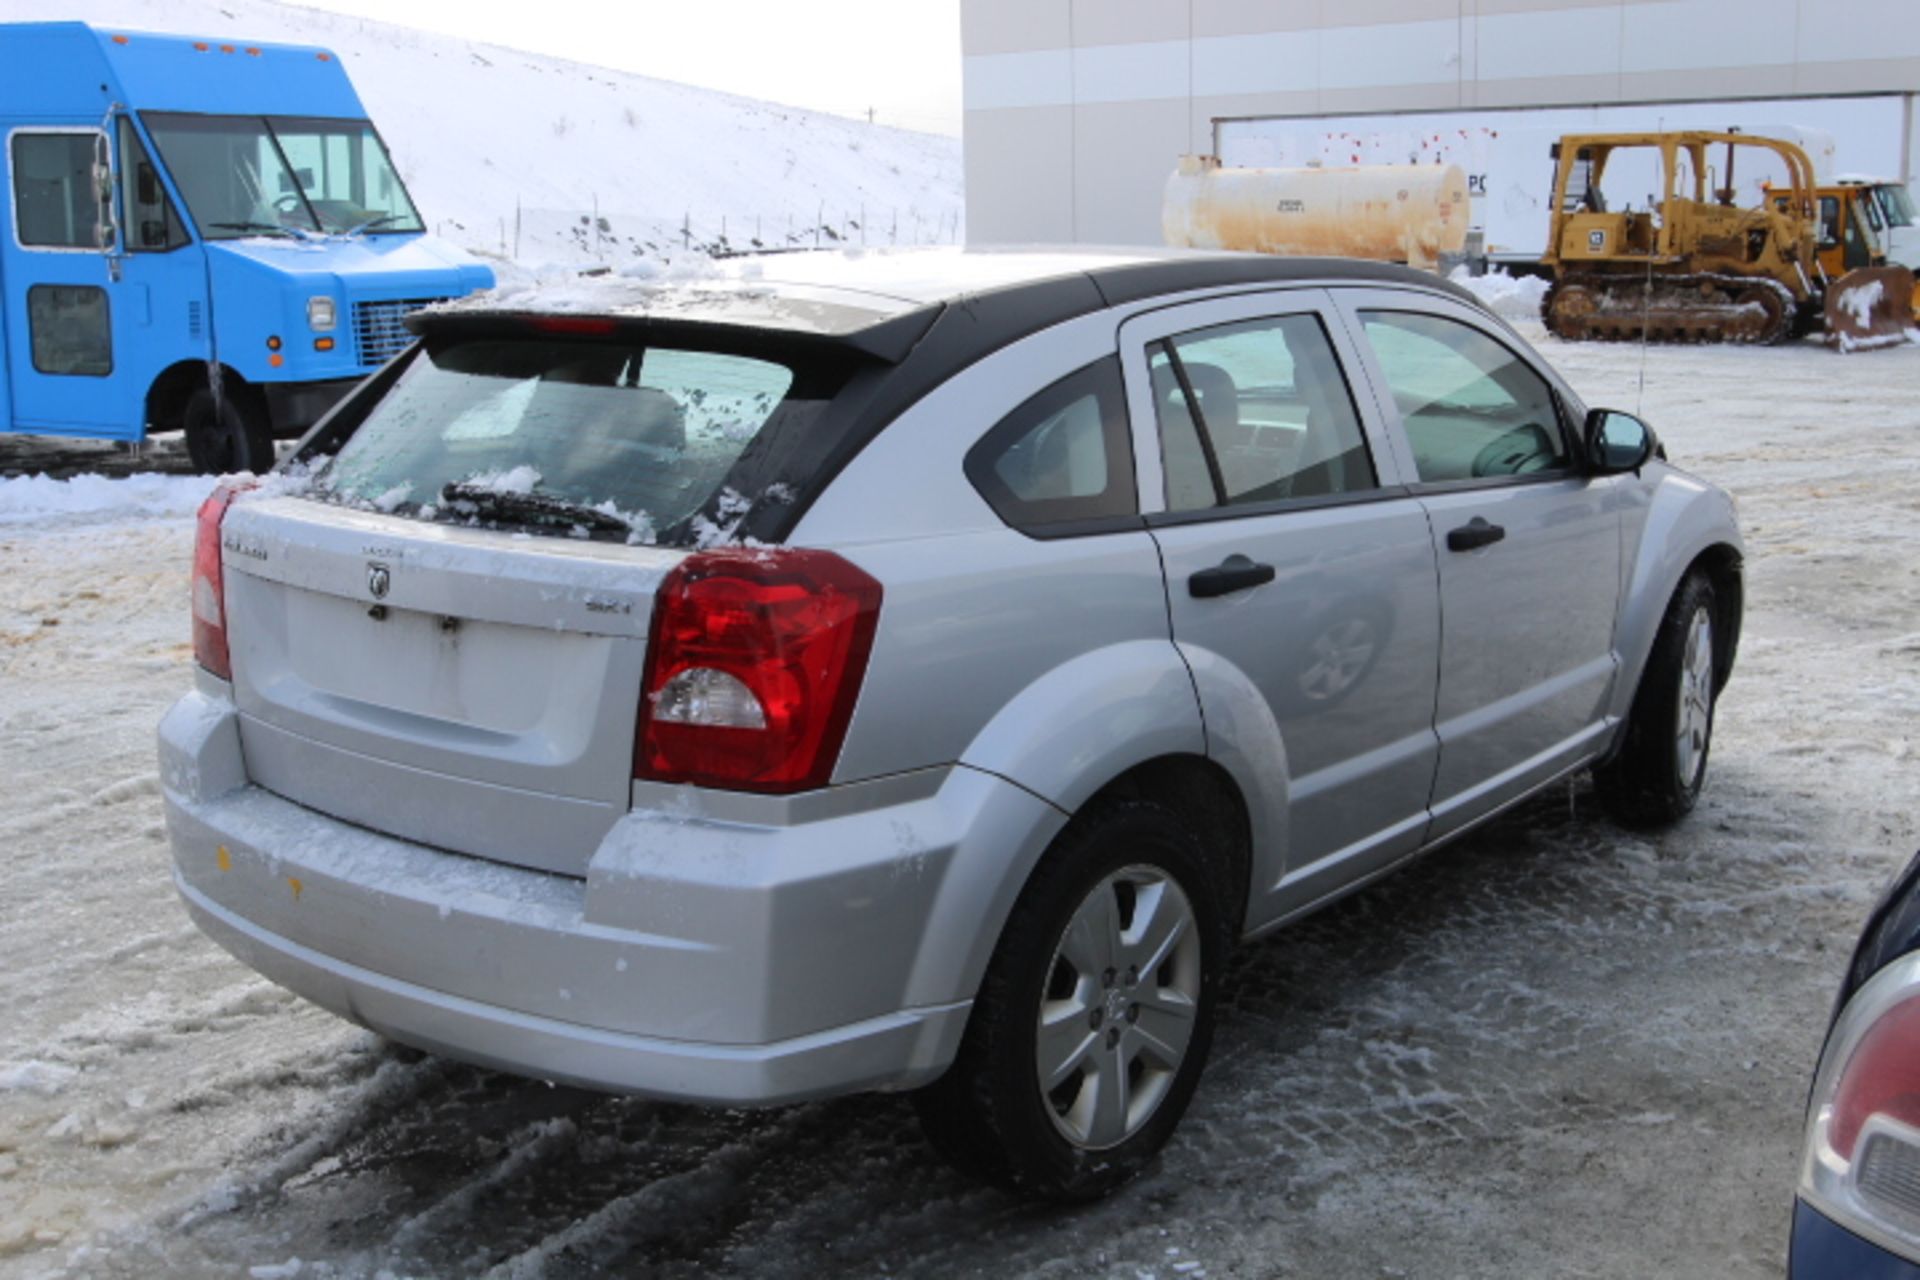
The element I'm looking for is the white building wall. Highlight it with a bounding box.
[962,0,1920,246]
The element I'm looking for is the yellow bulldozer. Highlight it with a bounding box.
[1540,130,1918,348]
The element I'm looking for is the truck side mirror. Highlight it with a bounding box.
[1584,408,1656,474]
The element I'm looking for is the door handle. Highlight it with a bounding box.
[1188,553,1276,599]
[1446,516,1506,552]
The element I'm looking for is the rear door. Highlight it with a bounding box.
[1333,289,1623,838]
[1120,289,1443,922]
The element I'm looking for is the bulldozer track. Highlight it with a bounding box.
[1542,273,1798,345]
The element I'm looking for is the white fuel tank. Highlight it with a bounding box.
[1163,154,1470,270]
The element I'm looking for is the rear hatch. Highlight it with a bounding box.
[222,324,866,877]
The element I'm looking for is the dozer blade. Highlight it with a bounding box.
[1825,266,1920,352]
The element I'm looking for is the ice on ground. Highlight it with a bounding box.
[0,1059,78,1094]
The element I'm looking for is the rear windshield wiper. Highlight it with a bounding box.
[439,482,632,535]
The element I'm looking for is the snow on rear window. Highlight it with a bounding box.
[312,339,796,543]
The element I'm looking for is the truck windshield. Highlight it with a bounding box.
[142,112,423,240]
[1873,184,1916,229]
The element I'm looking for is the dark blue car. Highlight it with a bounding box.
[1793,849,1920,1277]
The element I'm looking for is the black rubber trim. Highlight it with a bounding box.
[1009,513,1150,542]
[1145,484,1417,528]
[1405,471,1581,496]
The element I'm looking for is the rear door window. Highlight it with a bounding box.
[1148,313,1377,512]
[313,337,833,544]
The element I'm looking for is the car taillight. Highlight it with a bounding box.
[191,482,249,680]
[1800,957,1920,1264]
[636,548,881,794]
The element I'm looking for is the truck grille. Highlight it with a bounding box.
[353,297,448,366]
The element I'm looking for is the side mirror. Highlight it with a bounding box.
[1584,408,1657,474]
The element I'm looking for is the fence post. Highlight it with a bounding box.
[514,197,521,260]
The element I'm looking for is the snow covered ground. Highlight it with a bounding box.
[0,0,962,263]
[2,326,1918,1278]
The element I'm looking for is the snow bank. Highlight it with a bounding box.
[0,472,219,526]
[0,0,963,265]
[1451,267,1550,320]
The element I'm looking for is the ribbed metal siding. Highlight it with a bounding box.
[353,297,448,366]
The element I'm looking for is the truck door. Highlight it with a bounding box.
[3,119,203,440]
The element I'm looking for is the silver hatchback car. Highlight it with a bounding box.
[161,248,1742,1200]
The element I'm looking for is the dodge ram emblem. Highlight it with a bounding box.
[367,562,391,599]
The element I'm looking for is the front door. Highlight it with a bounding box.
[1121,289,1444,925]
[1335,291,1623,839]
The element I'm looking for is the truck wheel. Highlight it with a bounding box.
[913,799,1226,1201]
[1593,571,1718,827]
[183,387,275,475]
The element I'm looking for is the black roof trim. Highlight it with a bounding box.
[1086,255,1485,311]
[738,258,1489,544]
[737,272,1110,543]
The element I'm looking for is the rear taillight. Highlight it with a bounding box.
[191,483,249,680]
[636,548,882,794]
[1800,957,1920,1264]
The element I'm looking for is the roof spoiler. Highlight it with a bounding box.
[406,303,941,365]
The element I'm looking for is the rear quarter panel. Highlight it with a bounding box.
[796,306,1203,805]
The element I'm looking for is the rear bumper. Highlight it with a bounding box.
[158,685,1064,1104]
[173,868,964,1104]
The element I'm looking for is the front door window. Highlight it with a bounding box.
[1358,311,1567,483]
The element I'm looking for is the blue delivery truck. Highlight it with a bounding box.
[0,23,494,471]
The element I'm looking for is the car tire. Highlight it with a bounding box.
[1594,571,1718,827]
[913,798,1228,1201]
[183,386,275,475]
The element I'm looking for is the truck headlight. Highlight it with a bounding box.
[307,296,337,332]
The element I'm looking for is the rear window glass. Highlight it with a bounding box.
[312,338,827,544]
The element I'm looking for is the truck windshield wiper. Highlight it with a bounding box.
[344,213,406,236]
[439,482,632,534]
[208,220,297,236]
